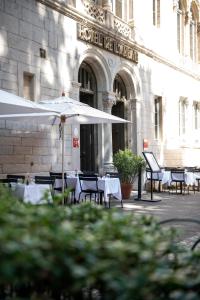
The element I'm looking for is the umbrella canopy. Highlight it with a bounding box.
[0,89,56,118]
[39,96,128,124]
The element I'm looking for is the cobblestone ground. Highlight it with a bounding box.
[112,190,200,250]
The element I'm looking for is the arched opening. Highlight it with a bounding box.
[78,62,98,172]
[112,74,127,154]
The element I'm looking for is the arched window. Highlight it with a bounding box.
[112,0,133,22]
[177,0,185,54]
[190,2,198,62]
[113,74,127,102]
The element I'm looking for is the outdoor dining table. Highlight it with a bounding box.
[75,176,122,203]
[161,170,198,186]
[11,182,53,204]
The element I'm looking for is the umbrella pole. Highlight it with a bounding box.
[61,116,66,205]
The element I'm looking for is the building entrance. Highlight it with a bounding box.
[78,62,98,173]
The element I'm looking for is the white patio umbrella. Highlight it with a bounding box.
[39,96,129,196]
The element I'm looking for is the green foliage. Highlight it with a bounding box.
[0,185,200,299]
[113,149,146,183]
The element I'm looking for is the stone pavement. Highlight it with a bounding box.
[112,190,200,249]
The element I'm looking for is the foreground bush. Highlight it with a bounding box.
[0,185,200,299]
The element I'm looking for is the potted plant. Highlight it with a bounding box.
[113,149,146,199]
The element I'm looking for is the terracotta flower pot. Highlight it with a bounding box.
[121,182,133,199]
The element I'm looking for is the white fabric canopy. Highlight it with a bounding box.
[0,89,57,118]
[39,96,128,124]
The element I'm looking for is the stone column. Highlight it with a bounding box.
[184,11,191,58]
[128,98,138,154]
[197,22,200,63]
[102,91,116,172]
[69,81,82,171]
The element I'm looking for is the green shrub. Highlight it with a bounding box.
[0,185,200,299]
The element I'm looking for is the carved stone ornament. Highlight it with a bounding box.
[115,95,126,104]
[114,17,131,38]
[173,0,178,11]
[83,1,105,23]
[181,98,189,106]
[193,101,200,110]
[184,11,191,25]
[102,92,116,109]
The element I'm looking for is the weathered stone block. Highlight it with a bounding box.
[0,137,21,146]
[0,145,13,155]
[0,13,19,35]
[5,0,22,19]
[0,155,24,164]
[22,137,48,147]
[0,71,17,82]
[33,147,49,155]
[2,80,18,90]
[14,146,32,155]
[3,164,30,174]
[25,155,41,164]
[22,7,44,29]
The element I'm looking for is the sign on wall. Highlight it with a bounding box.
[77,23,138,63]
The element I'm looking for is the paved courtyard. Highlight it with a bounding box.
[113,190,200,249]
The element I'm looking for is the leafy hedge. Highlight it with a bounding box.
[0,185,200,299]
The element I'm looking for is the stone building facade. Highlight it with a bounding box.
[0,0,200,175]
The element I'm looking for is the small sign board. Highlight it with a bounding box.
[142,151,161,172]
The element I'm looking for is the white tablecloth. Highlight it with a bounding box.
[161,171,198,186]
[75,177,122,203]
[12,183,53,204]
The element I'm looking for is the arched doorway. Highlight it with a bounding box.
[78,62,98,172]
[112,74,127,154]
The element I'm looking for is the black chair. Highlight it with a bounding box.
[49,172,75,204]
[49,172,68,193]
[145,168,163,192]
[193,168,200,192]
[78,174,104,204]
[105,172,123,208]
[35,176,55,188]
[7,174,25,183]
[169,169,188,194]
[0,178,18,187]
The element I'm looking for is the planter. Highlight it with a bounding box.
[121,182,133,199]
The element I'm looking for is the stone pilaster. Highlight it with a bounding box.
[69,81,82,101]
[128,99,138,154]
[102,92,116,172]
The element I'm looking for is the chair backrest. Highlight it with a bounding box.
[105,172,119,178]
[171,170,185,182]
[7,174,25,182]
[146,169,161,181]
[35,176,55,185]
[0,178,17,184]
[49,172,67,179]
[78,174,99,192]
